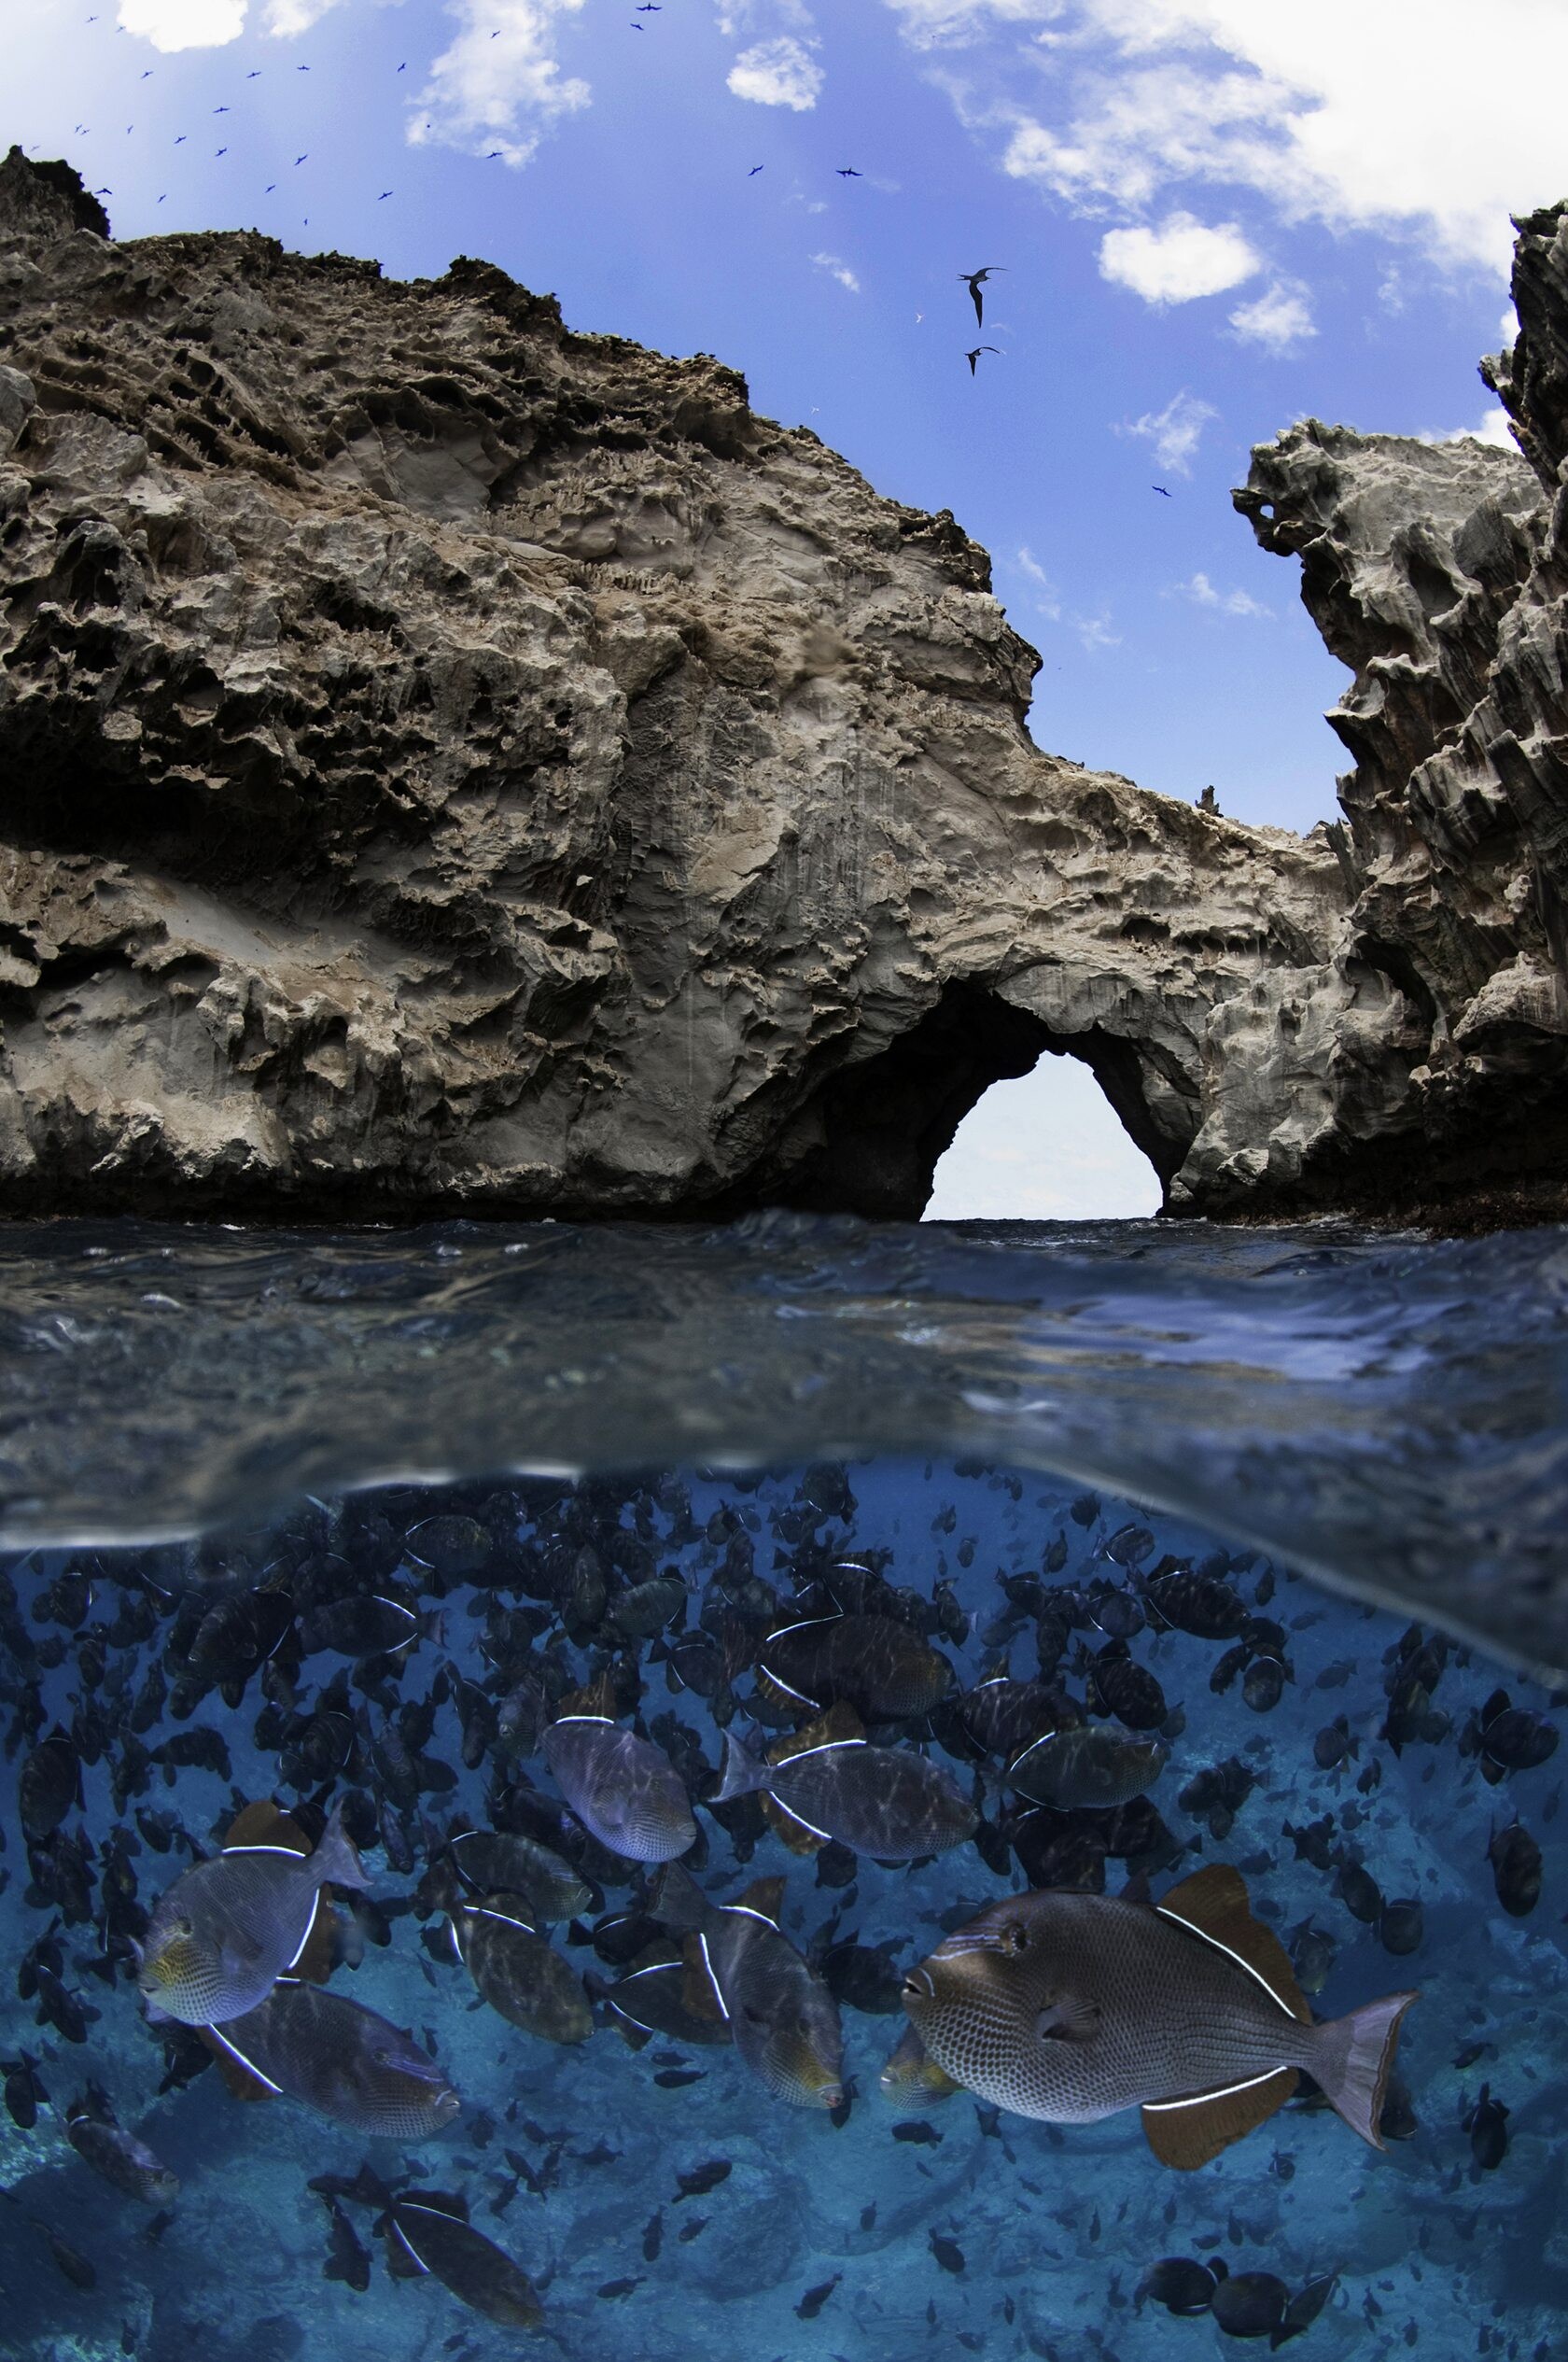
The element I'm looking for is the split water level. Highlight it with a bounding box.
[0,1215,1564,2362]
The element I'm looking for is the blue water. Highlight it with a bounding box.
[0,1218,1564,2360]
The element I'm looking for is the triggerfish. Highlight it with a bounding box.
[137,1800,369,2026]
[652,1861,844,2110]
[541,1714,696,1862]
[718,1704,976,1861]
[902,1864,1416,2169]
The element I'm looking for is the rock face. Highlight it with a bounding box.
[0,145,1561,1223]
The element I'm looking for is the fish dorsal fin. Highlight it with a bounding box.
[734,1876,787,1928]
[756,1664,822,1714]
[1155,1864,1310,2026]
[679,1933,728,2024]
[759,1792,824,1856]
[1141,2065,1297,2170]
[223,1801,310,1856]
[197,2022,279,2104]
[556,1673,618,1721]
[770,1701,863,1763]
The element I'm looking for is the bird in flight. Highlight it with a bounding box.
[1152,485,1172,498]
[378,190,393,201]
[294,154,308,165]
[836,167,861,177]
[965,345,1001,375]
[748,165,763,176]
[958,265,1005,328]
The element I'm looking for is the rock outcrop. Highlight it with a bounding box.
[0,145,1562,1223]
[1236,232,1568,1216]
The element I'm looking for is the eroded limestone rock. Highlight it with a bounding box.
[0,145,1560,1223]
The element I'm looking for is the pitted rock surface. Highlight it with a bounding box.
[0,144,1562,1222]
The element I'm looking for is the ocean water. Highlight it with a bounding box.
[0,1216,1564,2362]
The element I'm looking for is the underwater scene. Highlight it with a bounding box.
[0,1216,1564,2362]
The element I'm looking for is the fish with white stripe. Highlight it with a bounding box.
[901,1863,1416,2168]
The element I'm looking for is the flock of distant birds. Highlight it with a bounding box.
[60,10,1177,480]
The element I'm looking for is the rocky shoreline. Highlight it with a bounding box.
[1,148,1564,1227]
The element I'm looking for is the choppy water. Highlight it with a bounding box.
[1,1216,1564,2361]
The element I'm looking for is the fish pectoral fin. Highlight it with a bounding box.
[1035,1995,1100,2043]
[219,1930,266,1975]
[1141,2065,1298,2171]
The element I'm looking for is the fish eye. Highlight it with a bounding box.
[1001,1921,1029,1954]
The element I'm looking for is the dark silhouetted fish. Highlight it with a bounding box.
[542,1715,696,1862]
[1008,1724,1166,1810]
[1463,2083,1509,2170]
[208,1980,460,2137]
[449,1830,593,1921]
[1135,2256,1222,2315]
[1210,2270,1288,2340]
[321,2194,371,2293]
[959,1675,1082,1761]
[20,1728,83,1842]
[1487,1821,1541,1917]
[652,1862,844,2109]
[1146,1572,1246,1639]
[385,2193,541,2327]
[600,1945,735,2049]
[1277,2272,1337,2341]
[64,2088,179,2206]
[3,2052,49,2130]
[759,1614,952,1720]
[795,2273,841,2319]
[1379,1898,1423,1957]
[1469,1690,1559,1783]
[903,1865,1416,2168]
[718,1704,976,1860]
[138,1800,368,2025]
[451,1895,590,2045]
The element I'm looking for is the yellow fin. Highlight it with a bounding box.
[1155,1863,1310,2025]
[769,1701,863,1764]
[679,1933,727,2024]
[556,1673,618,1720]
[223,1800,310,1856]
[879,2022,962,2102]
[735,1876,787,1925]
[197,2023,275,2104]
[1141,2065,1297,2170]
[756,1665,820,1714]
[759,1791,823,1856]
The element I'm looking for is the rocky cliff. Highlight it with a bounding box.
[0,146,1561,1224]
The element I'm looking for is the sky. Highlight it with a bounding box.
[8,0,1561,1219]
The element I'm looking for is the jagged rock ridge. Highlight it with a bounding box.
[0,146,1561,1222]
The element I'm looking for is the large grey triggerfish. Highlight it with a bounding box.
[902,1864,1416,2169]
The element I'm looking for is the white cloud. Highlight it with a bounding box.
[1119,388,1216,476]
[811,252,861,292]
[408,1,590,167]
[1075,610,1121,651]
[119,0,246,44]
[263,0,343,30]
[1175,570,1272,617]
[1228,279,1315,353]
[1013,544,1061,618]
[1098,211,1258,303]
[1435,408,1518,451]
[889,0,1568,278]
[728,35,824,109]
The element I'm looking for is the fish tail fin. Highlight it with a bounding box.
[1310,1989,1418,2149]
[313,1801,371,1893]
[716,1730,767,1805]
[649,1859,710,1937]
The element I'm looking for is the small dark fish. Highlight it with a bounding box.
[1135,2257,1219,2316]
[1463,2083,1509,2171]
[641,2209,663,2261]
[1277,2273,1337,2341]
[64,2091,179,2206]
[1210,2270,1288,2339]
[1487,1821,1542,1917]
[930,2231,965,2274]
[20,1729,83,1843]
[1091,1650,1167,1732]
[1146,1572,1246,1639]
[1337,1861,1383,1925]
[653,2067,705,2088]
[321,2195,371,2293]
[449,1831,592,1922]
[1475,1692,1559,1779]
[387,2195,541,2327]
[4,2052,49,2130]
[1289,1921,1337,1997]
[759,1614,951,1720]
[1241,1657,1286,1713]
[1313,1717,1358,1771]
[405,1514,492,1579]
[860,2202,877,2231]
[891,2119,944,2146]
[1379,1898,1423,1957]
[45,2227,97,2289]
[1009,1724,1166,1810]
[300,1592,427,1659]
[675,2158,731,2200]
[597,2277,642,2300]
[795,2274,842,2319]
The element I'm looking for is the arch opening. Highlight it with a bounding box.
[924,1047,1163,1222]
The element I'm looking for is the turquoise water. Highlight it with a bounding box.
[0,1219,1564,2358]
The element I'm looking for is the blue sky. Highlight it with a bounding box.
[10,1,1561,1216]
